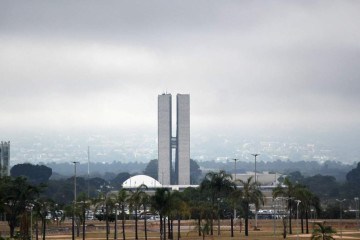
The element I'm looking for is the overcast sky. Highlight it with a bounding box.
[1,1,360,143]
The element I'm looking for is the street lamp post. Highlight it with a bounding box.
[251,154,260,184]
[27,203,34,240]
[273,197,281,240]
[251,153,260,230]
[295,200,301,240]
[115,203,119,240]
[355,197,359,231]
[273,202,276,240]
[336,199,346,240]
[233,158,238,220]
[72,161,79,240]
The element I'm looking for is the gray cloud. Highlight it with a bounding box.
[1,1,360,139]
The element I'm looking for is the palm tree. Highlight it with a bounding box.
[227,188,242,237]
[182,187,209,237]
[34,198,54,240]
[151,187,171,240]
[111,189,129,240]
[295,186,321,234]
[129,184,148,240]
[311,222,336,240]
[200,170,235,235]
[76,192,91,240]
[272,177,300,235]
[140,191,150,240]
[92,190,113,240]
[237,176,264,236]
[167,190,190,240]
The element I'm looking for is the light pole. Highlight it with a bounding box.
[233,158,238,220]
[336,199,346,240]
[273,197,281,240]
[251,154,260,184]
[295,200,301,240]
[251,153,259,230]
[72,161,79,240]
[355,197,359,230]
[115,203,119,240]
[27,203,34,240]
[273,202,276,240]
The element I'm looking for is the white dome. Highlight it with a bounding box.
[122,175,162,188]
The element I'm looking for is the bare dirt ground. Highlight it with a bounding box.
[1,219,360,239]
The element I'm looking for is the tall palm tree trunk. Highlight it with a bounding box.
[177,216,181,240]
[143,205,147,240]
[42,218,46,240]
[230,214,234,237]
[167,217,171,239]
[160,215,163,240]
[198,217,201,236]
[305,210,309,234]
[121,205,126,240]
[135,209,138,240]
[289,203,293,234]
[301,212,304,233]
[245,203,249,236]
[163,217,167,240]
[35,217,39,240]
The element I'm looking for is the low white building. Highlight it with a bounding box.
[122,174,198,192]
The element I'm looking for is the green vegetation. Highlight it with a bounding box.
[2,161,360,239]
[311,222,336,240]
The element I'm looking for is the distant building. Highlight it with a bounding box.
[122,174,198,192]
[0,141,10,177]
[158,93,190,185]
[232,171,282,186]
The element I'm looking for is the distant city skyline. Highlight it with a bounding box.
[1,1,359,165]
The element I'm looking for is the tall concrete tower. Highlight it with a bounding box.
[176,94,190,185]
[0,141,10,177]
[158,93,190,185]
[158,94,172,185]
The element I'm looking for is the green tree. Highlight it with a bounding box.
[182,187,210,237]
[200,170,235,236]
[110,189,129,240]
[0,176,40,238]
[273,177,300,235]
[237,176,264,237]
[227,188,242,237]
[311,222,336,240]
[111,172,131,188]
[10,163,52,185]
[151,188,171,240]
[143,159,158,179]
[129,184,148,240]
[346,162,360,183]
[166,190,190,240]
[295,187,321,234]
[34,198,54,240]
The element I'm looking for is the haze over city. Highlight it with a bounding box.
[1,1,360,164]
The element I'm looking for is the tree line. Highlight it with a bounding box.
[2,161,360,239]
[0,168,331,240]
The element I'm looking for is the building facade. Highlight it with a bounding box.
[0,141,10,177]
[158,93,190,185]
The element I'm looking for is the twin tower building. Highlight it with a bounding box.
[158,93,190,186]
